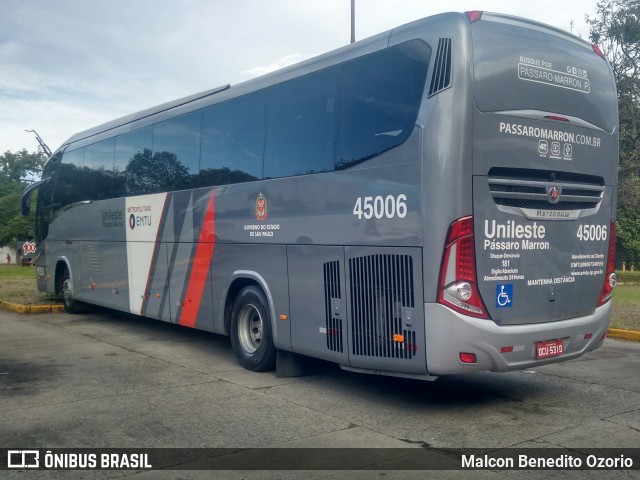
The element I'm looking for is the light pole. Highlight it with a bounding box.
[351,0,355,43]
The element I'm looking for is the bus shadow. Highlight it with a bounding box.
[75,308,551,407]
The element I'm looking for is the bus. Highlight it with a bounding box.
[22,11,618,379]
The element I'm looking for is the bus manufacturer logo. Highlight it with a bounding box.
[548,186,560,204]
[255,193,268,221]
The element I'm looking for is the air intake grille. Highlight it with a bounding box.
[494,198,600,211]
[324,261,343,353]
[428,38,452,97]
[349,254,416,359]
[488,169,604,213]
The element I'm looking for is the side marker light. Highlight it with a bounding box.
[459,352,477,364]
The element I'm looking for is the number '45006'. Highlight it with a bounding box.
[353,195,407,220]
[576,224,608,242]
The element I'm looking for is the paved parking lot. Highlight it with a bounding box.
[1,308,639,479]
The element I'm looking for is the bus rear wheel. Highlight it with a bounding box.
[230,286,277,372]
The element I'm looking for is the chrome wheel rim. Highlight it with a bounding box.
[237,303,263,354]
[62,278,72,305]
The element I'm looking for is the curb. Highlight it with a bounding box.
[607,328,640,342]
[0,301,639,341]
[0,300,64,314]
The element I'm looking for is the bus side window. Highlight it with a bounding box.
[336,40,430,170]
[51,147,85,212]
[114,127,153,197]
[153,111,202,192]
[263,67,338,179]
[84,138,115,201]
[200,93,265,187]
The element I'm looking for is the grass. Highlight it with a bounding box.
[0,265,637,330]
[0,265,38,278]
[617,270,640,284]
[0,265,59,305]
[610,283,640,331]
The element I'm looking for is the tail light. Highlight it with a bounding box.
[459,352,477,364]
[466,11,483,23]
[592,44,606,60]
[438,216,489,319]
[597,220,617,306]
[544,115,570,122]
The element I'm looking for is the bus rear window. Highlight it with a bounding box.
[471,18,617,132]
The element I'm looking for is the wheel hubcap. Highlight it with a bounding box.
[62,279,72,304]
[238,304,263,354]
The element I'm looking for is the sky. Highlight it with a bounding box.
[0,0,602,155]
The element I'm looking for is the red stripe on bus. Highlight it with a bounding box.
[179,192,216,328]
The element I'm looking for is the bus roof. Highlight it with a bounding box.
[63,85,230,146]
[57,11,605,152]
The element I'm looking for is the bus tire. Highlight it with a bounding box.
[230,286,277,372]
[60,267,80,314]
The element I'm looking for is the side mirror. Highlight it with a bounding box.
[21,178,49,216]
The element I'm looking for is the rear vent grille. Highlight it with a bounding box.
[349,254,416,359]
[428,38,452,97]
[494,198,599,211]
[488,168,604,214]
[324,260,343,353]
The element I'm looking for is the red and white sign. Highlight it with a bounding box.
[23,242,36,255]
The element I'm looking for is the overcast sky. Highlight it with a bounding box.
[1,0,601,155]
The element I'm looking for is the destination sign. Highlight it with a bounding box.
[518,63,590,94]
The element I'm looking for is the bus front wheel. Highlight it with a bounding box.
[59,267,80,314]
[230,286,277,372]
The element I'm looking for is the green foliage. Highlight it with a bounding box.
[617,185,640,266]
[0,150,44,245]
[616,269,640,283]
[0,190,35,244]
[0,265,36,278]
[588,0,640,263]
[0,149,45,182]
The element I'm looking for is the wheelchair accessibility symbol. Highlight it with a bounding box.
[496,284,513,308]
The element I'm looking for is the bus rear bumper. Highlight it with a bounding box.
[424,302,611,375]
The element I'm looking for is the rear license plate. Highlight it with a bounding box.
[536,339,564,359]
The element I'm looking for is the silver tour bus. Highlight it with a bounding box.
[22,11,618,379]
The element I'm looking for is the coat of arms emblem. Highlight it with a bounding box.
[255,193,268,221]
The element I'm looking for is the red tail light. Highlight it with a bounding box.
[466,11,483,23]
[459,352,477,364]
[438,216,489,319]
[544,115,570,122]
[592,44,606,60]
[597,220,617,306]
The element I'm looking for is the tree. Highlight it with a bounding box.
[0,150,45,245]
[588,0,640,265]
[0,149,45,183]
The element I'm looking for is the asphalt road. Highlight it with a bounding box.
[1,308,639,479]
